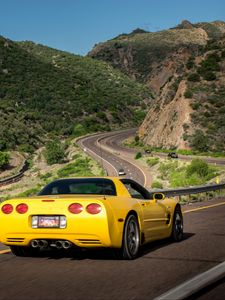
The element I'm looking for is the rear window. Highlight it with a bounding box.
[38,178,117,196]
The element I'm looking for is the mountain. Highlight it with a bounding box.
[0,36,152,152]
[88,21,225,152]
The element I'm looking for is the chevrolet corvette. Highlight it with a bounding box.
[0,177,183,259]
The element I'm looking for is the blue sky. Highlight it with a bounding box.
[1,0,224,55]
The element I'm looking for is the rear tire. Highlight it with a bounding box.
[116,215,140,260]
[10,246,39,257]
[171,207,183,242]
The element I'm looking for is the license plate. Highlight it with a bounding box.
[37,216,60,228]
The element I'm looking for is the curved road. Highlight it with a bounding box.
[78,128,225,189]
[97,128,225,166]
[77,130,147,186]
[0,130,225,299]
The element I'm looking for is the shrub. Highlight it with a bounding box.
[147,157,159,167]
[184,89,193,98]
[134,135,140,144]
[186,60,194,70]
[203,72,216,81]
[186,159,209,178]
[191,102,201,110]
[135,152,142,159]
[39,172,52,180]
[17,187,41,197]
[44,139,65,165]
[0,151,10,169]
[151,181,163,189]
[187,73,200,82]
[57,158,93,177]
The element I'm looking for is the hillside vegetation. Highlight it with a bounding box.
[0,36,151,152]
[89,20,225,82]
[139,36,225,152]
[89,20,225,152]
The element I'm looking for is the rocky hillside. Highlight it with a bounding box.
[0,36,152,152]
[89,21,225,152]
[139,34,225,152]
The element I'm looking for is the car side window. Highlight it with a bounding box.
[121,179,152,200]
[124,183,145,199]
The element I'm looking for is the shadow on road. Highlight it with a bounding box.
[139,232,195,257]
[19,232,195,261]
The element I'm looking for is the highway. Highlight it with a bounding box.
[78,128,225,189]
[95,128,225,166]
[0,201,225,300]
[77,130,147,186]
[0,129,225,299]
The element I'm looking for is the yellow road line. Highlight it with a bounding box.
[0,249,11,255]
[183,202,225,214]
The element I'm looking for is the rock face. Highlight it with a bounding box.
[139,80,193,149]
[89,21,225,151]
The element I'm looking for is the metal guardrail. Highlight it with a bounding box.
[151,182,225,197]
[0,160,29,187]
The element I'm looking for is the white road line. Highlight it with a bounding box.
[79,137,118,176]
[154,261,225,300]
[78,131,147,186]
[97,136,147,187]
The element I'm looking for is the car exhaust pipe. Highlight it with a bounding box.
[62,241,72,249]
[55,241,63,249]
[38,240,48,248]
[31,240,39,248]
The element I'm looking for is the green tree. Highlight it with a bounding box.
[44,140,65,165]
[190,130,210,152]
[0,151,10,169]
[73,123,86,137]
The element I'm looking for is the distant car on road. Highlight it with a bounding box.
[168,152,178,158]
[144,149,151,154]
[118,168,126,176]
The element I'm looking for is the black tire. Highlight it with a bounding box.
[10,246,39,257]
[171,207,183,242]
[119,215,140,260]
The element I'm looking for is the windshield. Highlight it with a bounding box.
[38,178,117,196]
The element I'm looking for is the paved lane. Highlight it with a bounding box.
[100,128,225,166]
[77,131,146,185]
[0,202,225,300]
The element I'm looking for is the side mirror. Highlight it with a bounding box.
[153,192,165,201]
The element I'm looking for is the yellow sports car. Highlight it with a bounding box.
[0,177,183,259]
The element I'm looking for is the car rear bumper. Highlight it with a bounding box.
[1,232,114,248]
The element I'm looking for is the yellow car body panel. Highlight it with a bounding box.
[0,177,180,249]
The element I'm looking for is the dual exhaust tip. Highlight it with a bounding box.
[31,240,72,249]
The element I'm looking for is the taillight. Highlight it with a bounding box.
[1,204,13,214]
[68,203,83,214]
[16,203,28,214]
[86,203,102,214]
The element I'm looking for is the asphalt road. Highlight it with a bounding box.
[98,128,225,166]
[0,202,225,300]
[77,131,146,185]
[77,128,225,189]
[1,129,225,299]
